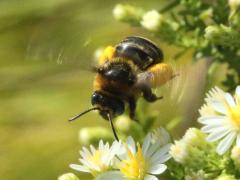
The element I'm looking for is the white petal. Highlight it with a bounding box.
[206,127,232,142]
[237,134,240,147]
[69,164,90,172]
[99,140,104,151]
[151,153,171,165]
[198,116,227,125]
[145,143,160,158]
[95,171,124,180]
[216,131,237,155]
[126,136,136,154]
[150,144,171,163]
[201,122,226,133]
[236,86,240,99]
[148,164,167,175]
[142,133,151,156]
[90,145,96,154]
[211,101,227,114]
[144,175,158,180]
[225,93,236,107]
[82,147,92,157]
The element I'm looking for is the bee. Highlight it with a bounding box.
[69,36,175,141]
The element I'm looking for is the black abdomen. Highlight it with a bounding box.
[115,36,163,70]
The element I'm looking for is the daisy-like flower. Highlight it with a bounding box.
[198,86,240,155]
[97,128,172,180]
[70,140,121,177]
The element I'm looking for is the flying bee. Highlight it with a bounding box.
[69,36,175,141]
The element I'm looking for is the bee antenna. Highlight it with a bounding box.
[69,107,100,122]
[107,113,119,141]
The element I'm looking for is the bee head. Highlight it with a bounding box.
[91,91,124,120]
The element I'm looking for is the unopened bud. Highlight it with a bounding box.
[58,173,79,180]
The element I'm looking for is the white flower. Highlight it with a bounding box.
[97,128,172,180]
[141,10,164,32]
[198,86,240,155]
[58,173,79,180]
[70,140,121,177]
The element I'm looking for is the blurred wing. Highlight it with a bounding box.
[136,63,188,105]
[25,18,97,71]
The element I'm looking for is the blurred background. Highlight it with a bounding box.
[0,0,226,179]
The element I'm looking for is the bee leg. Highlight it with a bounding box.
[140,84,163,102]
[128,96,136,120]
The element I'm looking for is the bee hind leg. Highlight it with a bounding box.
[140,84,163,102]
[128,96,137,120]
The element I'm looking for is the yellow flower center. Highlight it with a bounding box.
[228,96,240,127]
[120,143,148,180]
[87,150,108,176]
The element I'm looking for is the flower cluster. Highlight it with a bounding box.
[69,128,172,180]
[60,87,240,178]
[113,1,240,90]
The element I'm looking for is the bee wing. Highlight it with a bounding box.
[25,18,96,71]
[136,71,153,87]
[136,63,188,105]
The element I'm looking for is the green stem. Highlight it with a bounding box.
[159,0,179,13]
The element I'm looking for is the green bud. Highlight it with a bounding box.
[185,170,206,180]
[216,174,236,180]
[115,115,144,140]
[113,4,144,25]
[205,25,240,47]
[79,127,113,146]
[182,128,207,148]
[170,128,214,169]
[58,173,79,180]
[199,8,214,25]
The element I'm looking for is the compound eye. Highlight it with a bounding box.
[91,92,102,106]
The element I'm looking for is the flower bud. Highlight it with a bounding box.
[170,140,188,163]
[231,146,240,167]
[185,170,206,180]
[199,8,213,25]
[79,127,113,146]
[216,174,235,180]
[115,115,144,140]
[93,47,104,65]
[113,4,143,24]
[141,10,164,32]
[229,0,240,10]
[183,128,206,147]
[58,173,79,180]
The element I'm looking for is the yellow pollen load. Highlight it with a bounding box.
[120,143,147,179]
[99,46,116,65]
[148,63,173,88]
[228,97,240,127]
